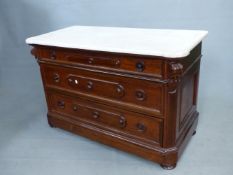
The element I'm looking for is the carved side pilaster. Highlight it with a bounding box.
[30,47,39,59]
[168,62,184,94]
[164,62,184,148]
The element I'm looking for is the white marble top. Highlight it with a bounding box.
[26,26,208,58]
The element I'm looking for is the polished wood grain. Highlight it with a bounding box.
[40,63,164,115]
[47,91,163,145]
[33,46,163,78]
[29,42,202,170]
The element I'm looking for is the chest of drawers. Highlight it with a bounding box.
[26,26,207,169]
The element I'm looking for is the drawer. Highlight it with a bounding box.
[34,47,163,77]
[41,64,164,115]
[48,92,163,144]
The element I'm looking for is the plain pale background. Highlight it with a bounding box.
[0,0,232,174]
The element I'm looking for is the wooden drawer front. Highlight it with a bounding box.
[41,64,164,114]
[48,92,163,144]
[36,47,163,77]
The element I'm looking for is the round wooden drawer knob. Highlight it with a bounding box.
[119,116,126,128]
[116,85,125,98]
[115,59,121,66]
[50,50,56,60]
[72,105,78,111]
[88,58,94,64]
[87,81,93,90]
[136,123,146,132]
[136,61,145,72]
[57,100,65,108]
[135,90,146,101]
[53,73,60,83]
[92,111,100,119]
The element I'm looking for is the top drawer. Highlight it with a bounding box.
[32,46,163,78]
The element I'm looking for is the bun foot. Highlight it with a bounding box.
[192,130,196,136]
[160,163,176,170]
[47,114,55,128]
[48,120,55,128]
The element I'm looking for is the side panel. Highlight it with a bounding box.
[176,59,200,139]
[163,43,202,148]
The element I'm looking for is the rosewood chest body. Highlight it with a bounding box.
[26,26,207,169]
